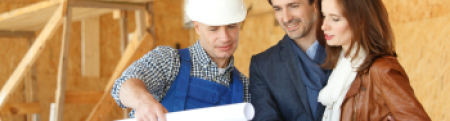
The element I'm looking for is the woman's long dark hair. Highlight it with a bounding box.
[317,0,396,72]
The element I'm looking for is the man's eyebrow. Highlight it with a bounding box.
[208,26,219,29]
[287,2,299,6]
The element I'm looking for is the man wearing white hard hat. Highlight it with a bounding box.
[110,0,249,121]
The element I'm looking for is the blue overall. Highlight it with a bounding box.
[160,48,244,112]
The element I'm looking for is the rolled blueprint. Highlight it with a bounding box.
[116,103,255,121]
[166,103,254,121]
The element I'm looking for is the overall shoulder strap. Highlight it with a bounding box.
[231,68,244,103]
[178,48,191,61]
[169,48,192,111]
[232,68,242,83]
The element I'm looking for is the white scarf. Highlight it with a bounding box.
[318,46,366,121]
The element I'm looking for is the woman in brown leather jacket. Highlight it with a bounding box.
[316,0,431,120]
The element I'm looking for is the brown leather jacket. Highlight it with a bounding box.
[340,56,431,121]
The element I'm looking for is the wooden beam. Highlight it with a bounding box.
[0,0,114,31]
[81,16,100,77]
[26,36,40,121]
[147,3,156,48]
[135,10,147,40]
[0,103,40,115]
[14,7,113,31]
[70,8,114,25]
[0,31,35,37]
[113,10,121,19]
[70,0,146,10]
[0,1,60,31]
[0,1,66,111]
[0,92,104,117]
[118,10,129,117]
[65,91,103,104]
[0,1,60,21]
[53,3,72,121]
[25,37,38,103]
[86,32,154,121]
[113,10,124,19]
[97,0,155,3]
[119,10,128,54]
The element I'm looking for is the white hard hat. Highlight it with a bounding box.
[186,0,247,26]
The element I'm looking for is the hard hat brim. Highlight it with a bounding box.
[186,0,247,26]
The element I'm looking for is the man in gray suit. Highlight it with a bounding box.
[249,0,330,120]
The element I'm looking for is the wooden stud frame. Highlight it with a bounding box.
[0,0,152,120]
[0,0,66,111]
[53,1,72,120]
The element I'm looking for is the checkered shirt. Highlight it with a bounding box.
[111,41,250,118]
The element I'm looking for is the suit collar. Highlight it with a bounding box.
[279,35,292,49]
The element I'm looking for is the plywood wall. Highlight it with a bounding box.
[1,1,132,121]
[0,37,29,121]
[0,0,41,120]
[388,1,449,120]
[153,0,191,49]
[30,14,125,121]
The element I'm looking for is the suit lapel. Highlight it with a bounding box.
[279,38,313,120]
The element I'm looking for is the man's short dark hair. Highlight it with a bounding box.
[268,0,315,5]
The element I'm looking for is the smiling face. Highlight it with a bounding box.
[321,0,352,50]
[194,21,240,62]
[272,0,318,40]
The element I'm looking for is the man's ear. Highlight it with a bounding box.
[193,21,201,35]
[312,0,319,14]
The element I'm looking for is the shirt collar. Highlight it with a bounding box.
[191,41,235,71]
[290,38,329,65]
[290,39,320,60]
[306,40,320,59]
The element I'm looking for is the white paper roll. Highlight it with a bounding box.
[116,103,255,121]
[166,103,254,121]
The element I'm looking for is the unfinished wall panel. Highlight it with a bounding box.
[0,13,124,121]
[32,13,124,121]
[0,1,44,120]
[153,0,190,49]
[153,0,182,17]
[82,16,101,77]
[99,13,122,78]
[392,15,450,121]
[0,37,28,121]
[234,13,278,75]
[382,0,450,23]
